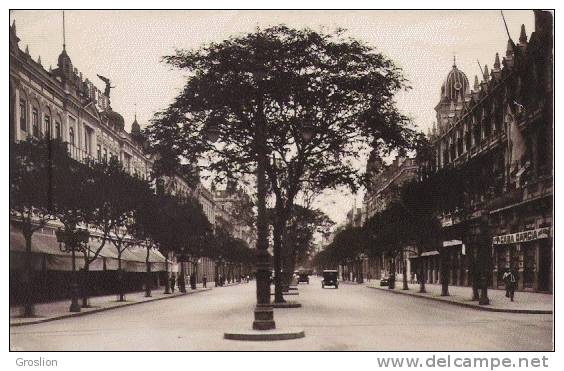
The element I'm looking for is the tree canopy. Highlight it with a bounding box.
[146,25,420,198]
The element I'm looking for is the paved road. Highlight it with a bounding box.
[10,277,553,351]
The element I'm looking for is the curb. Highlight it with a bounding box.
[10,288,213,327]
[224,328,305,341]
[366,286,552,314]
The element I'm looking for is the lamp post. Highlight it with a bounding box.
[56,227,89,312]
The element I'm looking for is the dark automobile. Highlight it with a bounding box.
[298,271,309,284]
[380,276,390,286]
[321,270,339,289]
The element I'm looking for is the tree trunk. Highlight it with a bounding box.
[419,262,426,293]
[470,246,480,301]
[356,259,364,284]
[22,229,35,317]
[82,260,91,307]
[273,217,285,303]
[388,257,396,289]
[164,253,171,294]
[402,254,409,290]
[117,251,125,302]
[440,248,450,296]
[145,248,152,297]
[179,261,187,293]
[478,242,490,305]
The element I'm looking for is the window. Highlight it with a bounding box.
[124,153,131,172]
[97,144,102,162]
[84,127,91,154]
[32,108,39,137]
[103,148,108,162]
[55,122,61,139]
[69,127,75,146]
[44,115,51,139]
[19,99,27,131]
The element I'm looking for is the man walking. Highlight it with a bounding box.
[170,274,176,293]
[202,274,207,288]
[503,268,517,302]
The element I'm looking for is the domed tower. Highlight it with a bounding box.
[131,113,145,145]
[435,57,470,133]
[131,114,141,135]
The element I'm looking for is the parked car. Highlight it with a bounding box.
[298,271,309,284]
[380,276,390,286]
[321,270,339,289]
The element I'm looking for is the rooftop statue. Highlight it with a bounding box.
[97,74,115,98]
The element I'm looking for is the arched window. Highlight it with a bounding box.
[32,108,39,138]
[44,115,51,139]
[69,126,75,146]
[19,99,27,132]
[55,121,61,139]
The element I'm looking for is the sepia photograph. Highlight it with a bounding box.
[7,6,554,358]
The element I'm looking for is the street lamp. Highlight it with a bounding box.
[56,227,90,312]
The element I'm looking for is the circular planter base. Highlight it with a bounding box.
[273,301,302,308]
[224,328,305,341]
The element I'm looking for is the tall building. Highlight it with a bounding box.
[419,11,553,293]
[9,19,220,301]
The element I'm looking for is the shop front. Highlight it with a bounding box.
[492,227,552,293]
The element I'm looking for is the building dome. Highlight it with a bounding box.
[442,63,469,102]
[105,109,125,130]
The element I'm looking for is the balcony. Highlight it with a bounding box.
[67,144,94,163]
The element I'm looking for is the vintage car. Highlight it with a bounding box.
[298,271,310,284]
[321,270,339,289]
[380,276,390,286]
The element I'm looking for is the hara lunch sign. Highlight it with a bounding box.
[492,227,551,245]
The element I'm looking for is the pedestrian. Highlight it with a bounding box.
[503,268,517,301]
[170,274,176,293]
[202,274,207,288]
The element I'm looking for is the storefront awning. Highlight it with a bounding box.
[421,250,440,257]
[10,227,169,272]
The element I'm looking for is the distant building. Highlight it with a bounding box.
[361,155,419,281]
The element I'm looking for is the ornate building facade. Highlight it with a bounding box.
[419,11,553,293]
[9,20,222,300]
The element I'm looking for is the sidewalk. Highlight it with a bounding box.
[10,285,212,327]
[367,280,553,314]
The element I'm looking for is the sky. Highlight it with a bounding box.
[10,10,535,225]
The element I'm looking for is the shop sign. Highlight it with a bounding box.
[492,227,551,245]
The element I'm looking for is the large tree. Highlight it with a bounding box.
[50,142,97,312]
[282,205,333,276]
[146,25,418,303]
[10,138,58,316]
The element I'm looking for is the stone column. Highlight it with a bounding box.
[517,244,525,291]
